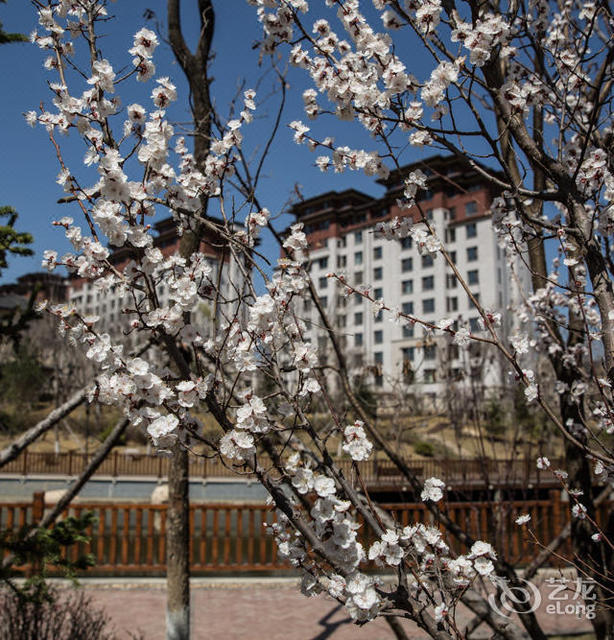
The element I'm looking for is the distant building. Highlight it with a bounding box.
[67,217,247,348]
[0,271,67,328]
[0,271,67,304]
[288,154,528,405]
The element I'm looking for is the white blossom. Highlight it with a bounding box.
[342,420,373,461]
[421,477,445,502]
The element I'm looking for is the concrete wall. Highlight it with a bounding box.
[0,475,268,502]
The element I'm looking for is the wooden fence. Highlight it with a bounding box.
[1,492,609,575]
[0,450,564,486]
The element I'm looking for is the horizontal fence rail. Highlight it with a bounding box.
[1,493,610,575]
[0,450,566,486]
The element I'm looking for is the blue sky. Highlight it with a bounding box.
[0,0,400,285]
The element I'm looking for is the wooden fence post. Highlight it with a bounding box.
[550,489,562,530]
[67,450,73,476]
[32,491,45,524]
[29,492,46,577]
[22,449,28,476]
[113,451,118,478]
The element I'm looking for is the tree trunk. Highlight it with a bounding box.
[164,2,216,634]
[561,393,614,640]
[166,443,190,640]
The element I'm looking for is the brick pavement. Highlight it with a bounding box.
[86,582,401,640]
[81,578,595,640]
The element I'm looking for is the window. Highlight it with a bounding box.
[449,251,457,264]
[446,273,457,289]
[422,298,435,313]
[401,279,413,295]
[375,310,383,323]
[421,254,434,268]
[426,208,434,220]
[337,236,347,248]
[374,287,383,299]
[374,330,383,344]
[465,201,478,215]
[318,276,328,289]
[470,293,481,308]
[445,228,456,243]
[467,269,479,285]
[337,255,347,268]
[424,344,436,360]
[336,315,347,328]
[402,257,413,272]
[354,293,362,306]
[354,230,363,244]
[446,296,458,312]
[447,206,456,221]
[466,223,477,238]
[402,301,414,315]
[318,256,328,269]
[417,189,433,202]
[467,246,478,262]
[402,324,414,338]
[373,246,383,260]
[469,317,480,333]
[422,275,434,291]
[402,347,415,361]
[340,214,367,229]
[355,271,363,285]
[448,344,459,360]
[320,295,328,307]
[354,311,363,325]
[469,342,482,358]
[354,332,363,347]
[423,369,436,384]
[373,266,383,280]
[400,237,413,250]
[354,251,363,265]
[304,299,312,312]
[373,351,384,384]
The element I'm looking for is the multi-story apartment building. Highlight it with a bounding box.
[290,155,526,405]
[67,216,246,348]
[0,272,67,305]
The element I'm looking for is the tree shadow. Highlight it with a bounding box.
[311,604,352,640]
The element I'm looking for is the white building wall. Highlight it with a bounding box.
[68,252,244,350]
[300,208,519,401]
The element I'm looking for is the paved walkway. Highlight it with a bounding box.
[76,578,595,640]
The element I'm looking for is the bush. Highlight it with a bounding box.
[0,409,21,435]
[484,398,507,438]
[97,422,127,445]
[0,348,46,407]
[0,586,115,640]
[414,441,435,457]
